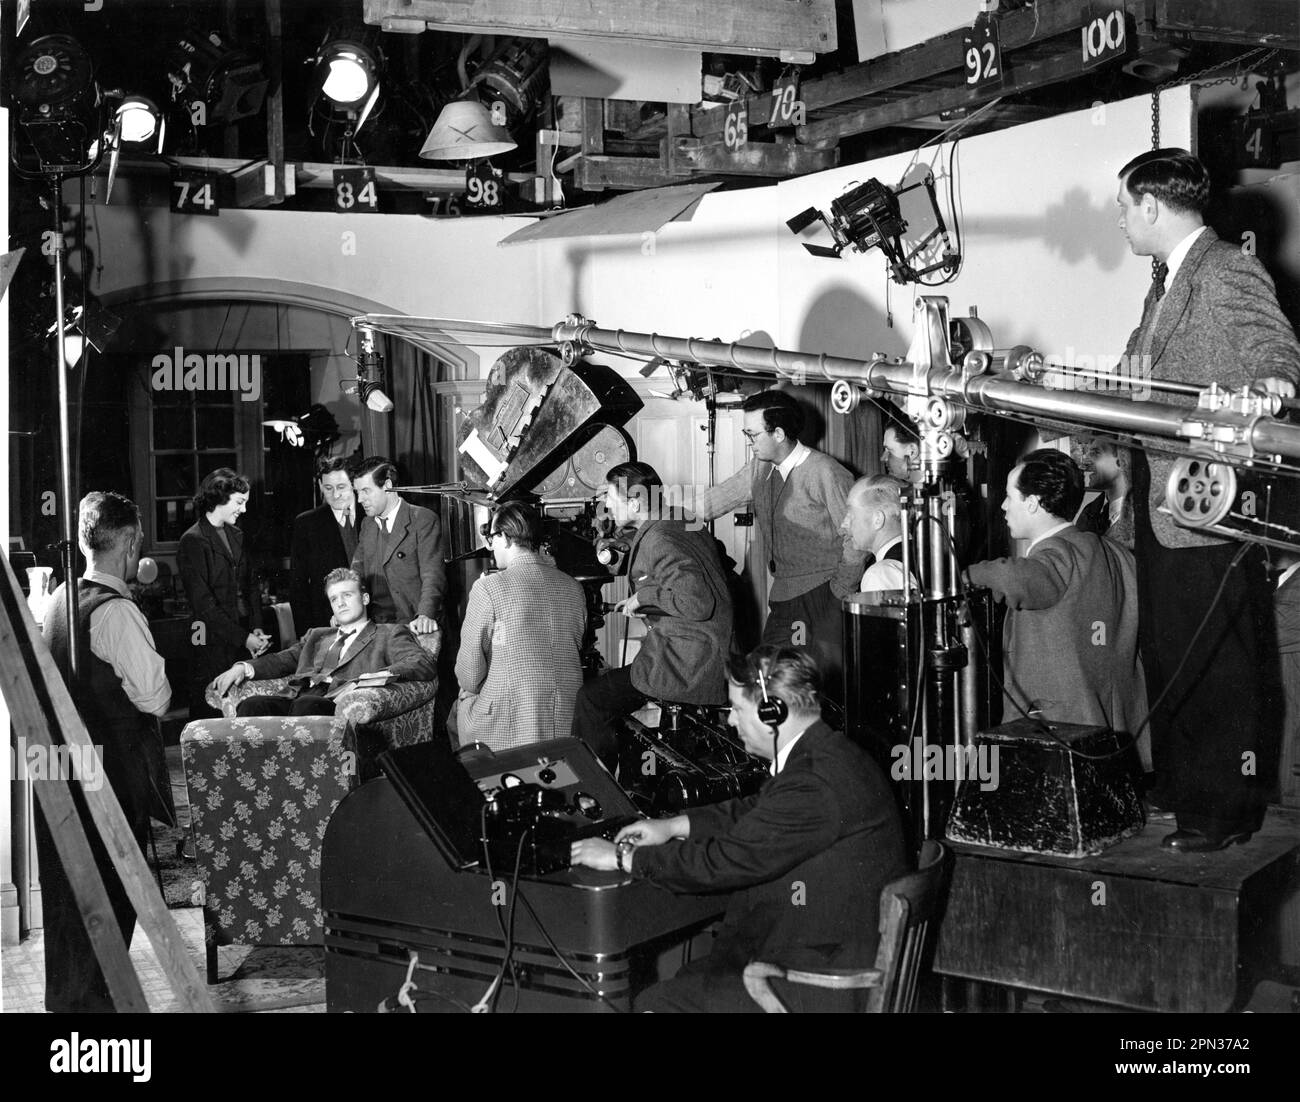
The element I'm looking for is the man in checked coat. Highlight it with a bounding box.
[454,502,587,750]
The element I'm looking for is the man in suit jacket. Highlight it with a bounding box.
[455,502,586,751]
[572,646,906,1012]
[290,457,359,634]
[572,462,734,770]
[211,569,436,715]
[350,456,445,635]
[967,449,1144,734]
[1115,148,1300,850]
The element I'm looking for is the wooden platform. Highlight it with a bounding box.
[934,806,1300,1012]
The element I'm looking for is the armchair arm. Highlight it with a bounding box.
[742,962,883,1014]
[206,677,294,719]
[334,679,439,726]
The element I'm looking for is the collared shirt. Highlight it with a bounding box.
[770,727,813,776]
[860,535,907,593]
[1164,225,1207,288]
[332,504,354,527]
[768,440,811,481]
[1025,520,1073,557]
[376,496,402,531]
[334,621,367,662]
[82,569,171,717]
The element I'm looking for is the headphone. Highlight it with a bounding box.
[755,664,788,728]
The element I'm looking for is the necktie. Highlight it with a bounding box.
[342,507,352,530]
[1140,265,1169,361]
[321,630,352,675]
[768,469,786,575]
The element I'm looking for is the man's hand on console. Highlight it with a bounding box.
[409,615,439,635]
[570,838,619,871]
[616,816,689,847]
[211,662,251,697]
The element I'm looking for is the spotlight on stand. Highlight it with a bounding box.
[46,301,121,366]
[168,29,268,127]
[114,95,165,150]
[786,173,959,284]
[309,28,383,162]
[10,34,104,174]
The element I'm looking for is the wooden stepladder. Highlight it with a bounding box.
[0,555,212,1012]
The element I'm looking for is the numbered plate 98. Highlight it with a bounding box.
[465,162,506,212]
[170,169,222,216]
[333,167,379,213]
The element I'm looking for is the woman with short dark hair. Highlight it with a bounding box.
[177,468,267,718]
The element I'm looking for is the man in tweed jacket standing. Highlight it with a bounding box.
[455,502,586,751]
[1115,148,1300,851]
[694,390,863,698]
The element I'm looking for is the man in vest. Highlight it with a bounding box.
[37,491,173,1012]
[694,390,862,696]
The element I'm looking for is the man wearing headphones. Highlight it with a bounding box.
[571,645,906,1012]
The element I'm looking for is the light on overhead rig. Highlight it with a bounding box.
[786,173,959,284]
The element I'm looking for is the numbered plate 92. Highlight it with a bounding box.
[962,12,1002,91]
[170,169,222,216]
[333,167,379,213]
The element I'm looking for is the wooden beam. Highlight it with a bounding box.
[1157,0,1300,46]
[363,0,837,54]
[0,557,213,1012]
[796,35,1164,145]
[571,155,678,191]
[689,0,1104,142]
[671,137,839,178]
[264,0,285,205]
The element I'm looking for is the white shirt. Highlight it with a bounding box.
[332,504,354,527]
[376,496,402,531]
[1025,520,1073,557]
[332,621,367,663]
[769,441,811,481]
[770,728,810,776]
[82,569,171,717]
[860,535,907,593]
[1164,225,1207,288]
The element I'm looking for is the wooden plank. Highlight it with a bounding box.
[796,33,1158,145]
[362,0,838,54]
[672,137,839,178]
[690,0,1104,141]
[1158,0,1300,46]
[264,0,285,205]
[572,155,677,192]
[0,556,214,1012]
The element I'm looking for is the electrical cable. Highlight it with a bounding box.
[512,886,629,1014]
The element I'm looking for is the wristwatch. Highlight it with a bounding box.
[614,840,635,873]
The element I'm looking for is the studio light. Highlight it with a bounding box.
[114,95,165,152]
[168,29,268,127]
[46,302,121,366]
[10,34,104,173]
[420,98,516,161]
[309,29,384,163]
[786,173,959,283]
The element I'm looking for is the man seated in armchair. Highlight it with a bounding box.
[210,568,437,716]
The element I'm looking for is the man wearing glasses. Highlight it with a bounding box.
[694,390,862,696]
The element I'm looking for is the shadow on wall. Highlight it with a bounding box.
[958,186,1131,272]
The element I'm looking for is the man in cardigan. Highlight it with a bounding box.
[967,450,1144,735]
[1116,148,1300,851]
[290,456,359,633]
[842,474,911,593]
[572,461,734,771]
[211,569,436,714]
[37,492,173,1012]
[351,456,445,636]
[571,646,906,1012]
[694,390,862,697]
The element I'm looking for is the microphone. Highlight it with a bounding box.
[446,546,495,564]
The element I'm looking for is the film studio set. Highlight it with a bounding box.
[1,0,1298,1022]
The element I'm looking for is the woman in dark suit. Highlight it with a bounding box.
[177,468,269,717]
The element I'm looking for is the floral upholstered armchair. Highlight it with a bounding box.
[205,630,442,781]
